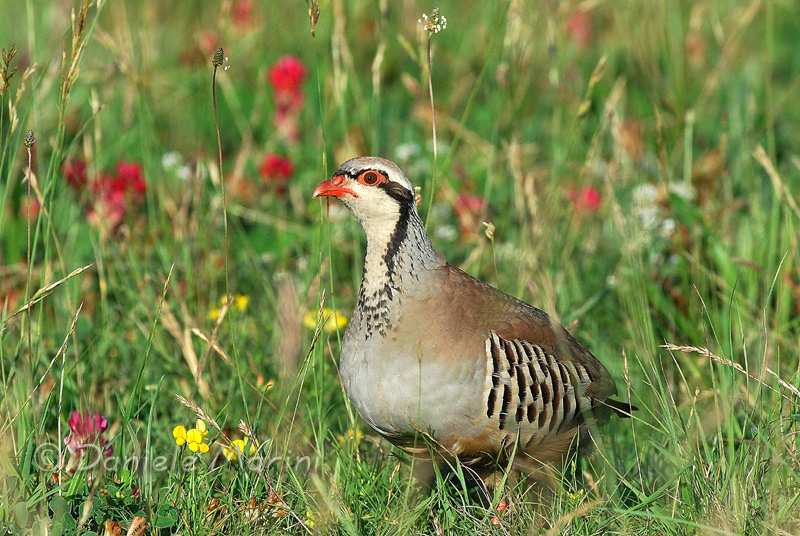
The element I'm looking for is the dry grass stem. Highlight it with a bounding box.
[662,343,800,401]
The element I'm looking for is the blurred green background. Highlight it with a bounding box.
[1,0,799,534]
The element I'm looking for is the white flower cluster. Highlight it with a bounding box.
[162,151,192,181]
[631,181,696,240]
[395,141,420,162]
[419,9,447,33]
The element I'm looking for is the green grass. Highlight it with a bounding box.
[1,0,799,534]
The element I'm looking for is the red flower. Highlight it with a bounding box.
[274,109,301,142]
[567,9,593,50]
[115,161,147,195]
[116,161,141,181]
[274,91,305,114]
[61,158,148,236]
[569,186,602,213]
[62,160,88,190]
[232,0,254,28]
[267,56,307,144]
[453,193,487,238]
[260,154,294,181]
[81,162,147,231]
[19,200,40,220]
[268,56,307,94]
[454,193,487,218]
[64,411,113,457]
[196,30,219,61]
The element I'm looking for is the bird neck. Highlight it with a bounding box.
[356,205,443,337]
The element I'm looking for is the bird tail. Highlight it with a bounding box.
[593,399,637,424]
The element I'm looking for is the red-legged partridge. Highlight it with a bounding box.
[314,157,633,483]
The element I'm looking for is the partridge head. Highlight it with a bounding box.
[314,156,633,484]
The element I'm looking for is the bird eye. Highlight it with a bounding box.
[359,171,381,186]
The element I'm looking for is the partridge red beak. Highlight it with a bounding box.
[313,176,358,198]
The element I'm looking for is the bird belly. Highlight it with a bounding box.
[339,333,487,448]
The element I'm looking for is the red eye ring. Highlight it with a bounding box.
[358,170,383,186]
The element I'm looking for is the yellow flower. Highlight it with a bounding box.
[234,294,249,310]
[339,428,364,445]
[173,425,187,446]
[186,428,209,453]
[257,375,275,393]
[208,294,249,320]
[195,419,208,436]
[224,438,258,461]
[174,420,210,453]
[303,308,348,333]
[306,510,315,528]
